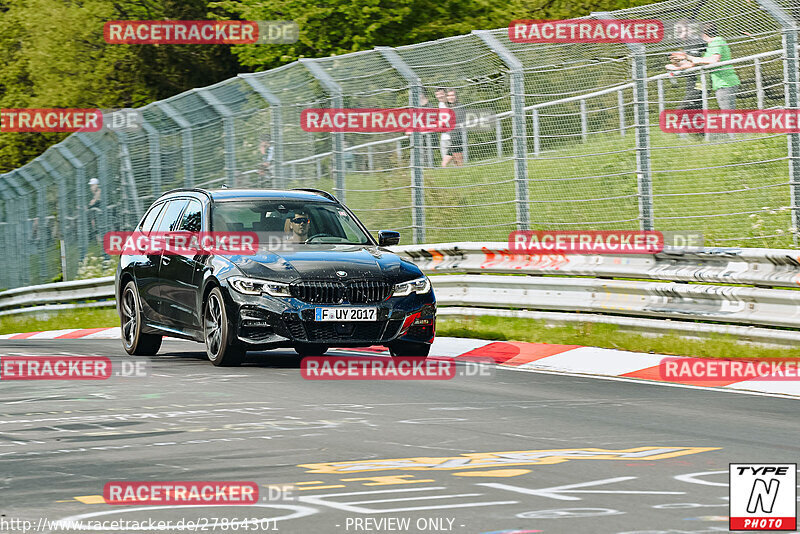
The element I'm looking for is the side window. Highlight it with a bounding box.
[178,200,202,232]
[138,203,165,234]
[155,199,190,232]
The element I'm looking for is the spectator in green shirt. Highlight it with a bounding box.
[674,22,740,110]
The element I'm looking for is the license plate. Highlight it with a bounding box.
[314,307,377,321]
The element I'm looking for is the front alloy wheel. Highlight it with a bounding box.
[204,287,246,367]
[120,281,162,356]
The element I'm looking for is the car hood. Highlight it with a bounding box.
[224,245,418,284]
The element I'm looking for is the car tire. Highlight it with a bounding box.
[294,344,329,357]
[204,287,246,367]
[119,281,162,356]
[389,341,430,357]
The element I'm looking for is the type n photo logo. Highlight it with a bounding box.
[729,463,797,531]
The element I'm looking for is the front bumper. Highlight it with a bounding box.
[223,285,435,348]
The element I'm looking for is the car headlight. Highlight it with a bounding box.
[229,276,291,297]
[392,276,431,297]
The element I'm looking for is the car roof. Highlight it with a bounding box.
[159,188,337,203]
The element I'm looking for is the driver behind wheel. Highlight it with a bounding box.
[285,210,311,242]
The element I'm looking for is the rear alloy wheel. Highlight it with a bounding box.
[294,344,329,357]
[389,341,430,358]
[120,281,162,356]
[204,287,246,367]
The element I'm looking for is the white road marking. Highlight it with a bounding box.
[479,477,685,501]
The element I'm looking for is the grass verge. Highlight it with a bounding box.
[0,307,118,335]
[2,307,796,359]
[436,315,800,359]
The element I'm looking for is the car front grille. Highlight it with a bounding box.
[304,321,387,342]
[289,280,392,304]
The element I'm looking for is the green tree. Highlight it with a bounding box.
[0,0,240,172]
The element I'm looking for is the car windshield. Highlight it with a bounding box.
[211,200,373,246]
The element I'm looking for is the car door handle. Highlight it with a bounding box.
[162,256,171,265]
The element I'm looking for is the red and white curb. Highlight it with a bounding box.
[1,328,798,398]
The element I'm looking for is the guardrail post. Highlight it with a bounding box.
[197,88,239,188]
[38,159,70,281]
[155,101,194,187]
[76,133,111,241]
[378,46,427,243]
[55,146,90,261]
[17,168,48,282]
[753,0,800,244]
[594,12,654,231]
[238,74,285,189]
[301,59,345,201]
[474,30,529,230]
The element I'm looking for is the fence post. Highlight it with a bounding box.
[0,182,17,288]
[38,159,70,281]
[631,46,655,231]
[618,89,626,137]
[56,146,89,261]
[140,118,163,195]
[239,74,285,189]
[76,133,111,241]
[656,79,665,114]
[594,12,654,230]
[378,46,427,243]
[700,70,710,142]
[17,167,48,282]
[301,59,345,201]
[753,0,800,243]
[580,99,588,143]
[197,88,239,188]
[113,131,143,228]
[0,175,28,287]
[495,118,503,158]
[531,109,541,156]
[155,101,194,187]
[474,30,529,230]
[754,58,764,109]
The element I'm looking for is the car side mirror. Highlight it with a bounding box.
[378,230,401,247]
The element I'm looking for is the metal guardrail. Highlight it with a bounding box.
[0,276,115,316]
[1,244,798,345]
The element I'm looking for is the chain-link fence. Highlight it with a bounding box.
[1,0,799,290]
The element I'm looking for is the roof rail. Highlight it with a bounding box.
[292,188,338,202]
[159,188,212,198]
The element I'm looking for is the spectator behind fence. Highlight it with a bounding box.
[665,20,706,139]
[442,89,465,167]
[670,22,740,111]
[88,177,102,243]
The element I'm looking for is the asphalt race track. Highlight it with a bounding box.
[0,338,797,534]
